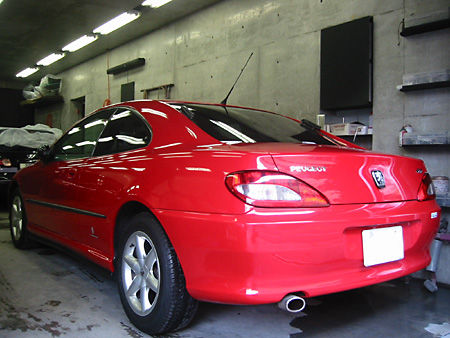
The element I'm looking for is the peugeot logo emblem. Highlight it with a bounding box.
[371,170,385,189]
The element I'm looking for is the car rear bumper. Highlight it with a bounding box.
[155,200,440,305]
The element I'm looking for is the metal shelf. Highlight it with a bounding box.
[398,80,450,92]
[400,18,450,36]
[20,95,64,108]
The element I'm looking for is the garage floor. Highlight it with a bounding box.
[1,208,450,338]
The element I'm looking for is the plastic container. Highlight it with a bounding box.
[436,193,450,207]
[426,239,442,272]
[404,8,449,28]
[401,132,448,145]
[403,69,449,86]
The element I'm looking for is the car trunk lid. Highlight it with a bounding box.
[232,143,427,205]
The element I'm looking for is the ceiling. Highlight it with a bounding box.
[0,0,223,83]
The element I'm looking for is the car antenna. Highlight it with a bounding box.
[221,52,253,105]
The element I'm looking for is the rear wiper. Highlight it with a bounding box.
[301,119,321,132]
[180,105,194,120]
[301,120,348,147]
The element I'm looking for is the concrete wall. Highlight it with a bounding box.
[35,0,450,284]
[1,80,27,90]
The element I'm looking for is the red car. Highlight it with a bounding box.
[9,100,440,334]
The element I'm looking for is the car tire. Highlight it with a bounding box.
[10,188,37,249]
[116,212,198,334]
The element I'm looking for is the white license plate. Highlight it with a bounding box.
[362,226,404,267]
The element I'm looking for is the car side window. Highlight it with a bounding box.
[93,109,152,157]
[53,109,115,161]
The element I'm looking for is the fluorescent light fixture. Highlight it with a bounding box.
[16,67,39,78]
[37,53,65,66]
[142,0,173,8]
[93,11,140,35]
[62,35,98,52]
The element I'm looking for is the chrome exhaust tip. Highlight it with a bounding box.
[278,294,306,313]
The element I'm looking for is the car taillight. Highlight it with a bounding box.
[2,158,12,166]
[417,173,436,201]
[225,170,329,208]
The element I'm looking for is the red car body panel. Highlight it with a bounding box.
[157,200,438,304]
[12,100,440,305]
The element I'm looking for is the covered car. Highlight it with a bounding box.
[0,124,61,187]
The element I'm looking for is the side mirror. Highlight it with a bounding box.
[37,145,54,162]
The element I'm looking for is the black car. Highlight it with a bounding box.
[0,144,37,185]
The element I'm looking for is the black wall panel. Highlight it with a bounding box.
[320,16,373,110]
[0,88,33,127]
[121,82,135,102]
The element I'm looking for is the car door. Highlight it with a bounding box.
[26,109,115,239]
[71,108,152,255]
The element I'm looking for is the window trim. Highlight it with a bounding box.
[50,107,153,162]
[91,107,153,157]
[51,109,116,162]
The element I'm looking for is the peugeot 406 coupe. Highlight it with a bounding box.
[9,100,440,334]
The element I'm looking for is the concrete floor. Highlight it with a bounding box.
[1,207,450,338]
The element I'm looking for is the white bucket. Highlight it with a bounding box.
[432,176,449,195]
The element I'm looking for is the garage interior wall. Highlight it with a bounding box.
[32,0,450,283]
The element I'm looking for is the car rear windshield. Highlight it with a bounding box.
[171,103,335,145]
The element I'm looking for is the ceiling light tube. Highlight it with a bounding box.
[37,53,65,66]
[142,0,173,8]
[62,35,98,52]
[16,67,39,78]
[93,11,140,35]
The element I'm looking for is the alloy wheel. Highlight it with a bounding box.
[121,231,160,316]
[11,195,23,241]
